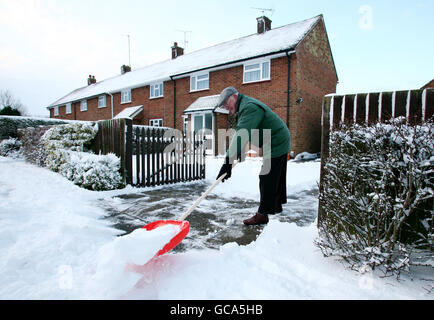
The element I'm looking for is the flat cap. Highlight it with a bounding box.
[217,86,238,108]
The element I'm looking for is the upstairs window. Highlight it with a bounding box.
[190,72,209,92]
[98,95,106,108]
[243,59,270,83]
[149,119,163,127]
[66,103,72,114]
[80,100,87,112]
[150,82,164,99]
[121,89,131,104]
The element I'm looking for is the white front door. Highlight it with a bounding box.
[192,112,213,155]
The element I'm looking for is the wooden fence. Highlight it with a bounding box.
[92,118,206,187]
[318,88,434,225]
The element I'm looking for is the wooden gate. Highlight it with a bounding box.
[92,118,206,187]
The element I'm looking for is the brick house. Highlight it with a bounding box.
[47,15,338,156]
[421,79,434,89]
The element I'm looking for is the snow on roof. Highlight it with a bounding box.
[48,15,321,108]
[183,95,229,114]
[113,105,143,119]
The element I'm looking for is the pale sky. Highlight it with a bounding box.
[0,0,433,116]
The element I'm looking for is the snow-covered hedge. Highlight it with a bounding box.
[317,118,433,275]
[0,137,22,158]
[41,123,123,191]
[0,115,71,140]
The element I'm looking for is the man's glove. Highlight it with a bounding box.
[216,157,232,182]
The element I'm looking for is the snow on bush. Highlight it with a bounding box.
[0,137,22,158]
[317,117,433,275]
[41,123,122,191]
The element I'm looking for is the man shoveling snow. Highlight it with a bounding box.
[215,86,291,225]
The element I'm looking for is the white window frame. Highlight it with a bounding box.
[66,103,71,114]
[121,89,131,104]
[149,118,163,127]
[243,58,271,84]
[98,95,106,108]
[150,82,164,99]
[182,115,188,132]
[190,72,209,92]
[80,100,87,112]
[54,106,59,116]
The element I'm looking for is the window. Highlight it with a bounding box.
[150,82,164,99]
[190,72,209,92]
[54,106,59,116]
[149,119,163,127]
[98,95,106,108]
[121,89,131,103]
[66,103,71,114]
[243,59,270,83]
[80,100,87,112]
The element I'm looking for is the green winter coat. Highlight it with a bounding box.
[226,94,290,160]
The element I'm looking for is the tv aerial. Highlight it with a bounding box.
[251,7,275,16]
[176,29,192,50]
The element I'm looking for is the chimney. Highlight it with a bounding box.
[87,75,96,85]
[121,64,131,74]
[171,42,184,59]
[256,16,272,34]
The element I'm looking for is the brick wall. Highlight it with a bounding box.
[292,18,338,154]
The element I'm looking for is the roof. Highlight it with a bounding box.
[421,79,434,89]
[183,95,229,114]
[113,105,143,119]
[48,15,322,108]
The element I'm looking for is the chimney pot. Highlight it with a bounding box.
[121,64,131,74]
[257,16,272,34]
[87,74,96,85]
[171,42,184,59]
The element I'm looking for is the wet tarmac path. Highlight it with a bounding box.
[99,180,318,252]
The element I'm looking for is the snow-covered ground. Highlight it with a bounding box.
[0,155,431,299]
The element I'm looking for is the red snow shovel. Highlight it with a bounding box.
[142,168,233,258]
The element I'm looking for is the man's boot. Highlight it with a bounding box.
[243,213,269,225]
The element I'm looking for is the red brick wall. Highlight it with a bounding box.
[292,18,338,154]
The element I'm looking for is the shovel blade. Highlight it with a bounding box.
[142,220,190,257]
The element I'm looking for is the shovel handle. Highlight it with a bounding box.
[179,161,237,221]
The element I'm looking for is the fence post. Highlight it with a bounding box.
[146,128,151,187]
[124,119,133,186]
[141,127,146,187]
[318,96,332,227]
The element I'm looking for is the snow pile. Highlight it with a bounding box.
[41,123,123,190]
[87,224,180,299]
[0,156,431,299]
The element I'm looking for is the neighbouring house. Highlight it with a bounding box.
[47,14,338,156]
[421,79,434,89]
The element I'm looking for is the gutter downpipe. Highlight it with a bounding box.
[170,76,176,128]
[285,50,293,129]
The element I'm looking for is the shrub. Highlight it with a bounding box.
[41,123,123,191]
[317,118,433,275]
[59,151,122,191]
[0,137,22,158]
